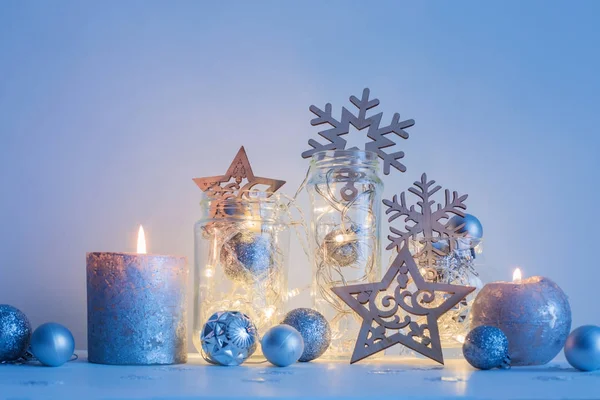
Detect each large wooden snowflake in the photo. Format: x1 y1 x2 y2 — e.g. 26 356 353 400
302 88 415 175
384 173 468 267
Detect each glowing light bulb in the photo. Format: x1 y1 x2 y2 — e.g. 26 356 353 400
456 334 465 344
264 305 276 319
513 268 522 283
335 234 345 243
137 225 147 254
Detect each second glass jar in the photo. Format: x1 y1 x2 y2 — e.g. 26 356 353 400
307 150 383 359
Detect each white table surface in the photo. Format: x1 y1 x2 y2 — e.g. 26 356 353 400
1 352 598 400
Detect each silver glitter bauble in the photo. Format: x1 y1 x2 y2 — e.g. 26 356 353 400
220 232 275 283
564 325 600 371
282 308 331 362
261 324 304 367
323 228 359 267
200 311 258 366
0 304 32 362
463 325 511 370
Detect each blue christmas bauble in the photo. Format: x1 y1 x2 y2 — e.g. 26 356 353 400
282 308 331 362
0 304 32 362
220 232 275 283
463 325 510 370
564 325 600 371
30 323 75 367
432 239 449 252
201 311 258 366
261 325 304 367
448 214 483 241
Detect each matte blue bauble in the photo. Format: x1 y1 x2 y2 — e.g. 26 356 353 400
564 325 600 371
0 305 32 362
448 214 483 240
462 325 511 370
261 325 304 367
30 323 75 367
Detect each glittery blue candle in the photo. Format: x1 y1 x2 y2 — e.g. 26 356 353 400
470 273 571 366
87 250 188 365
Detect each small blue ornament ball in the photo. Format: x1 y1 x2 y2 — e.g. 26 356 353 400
282 308 331 362
0 305 32 362
448 214 483 241
30 323 75 367
564 325 600 371
261 325 304 367
463 325 511 370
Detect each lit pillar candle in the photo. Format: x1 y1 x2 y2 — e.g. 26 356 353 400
87 226 188 365
470 268 571 366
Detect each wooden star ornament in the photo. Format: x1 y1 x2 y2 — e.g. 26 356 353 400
331 245 475 364
193 146 286 217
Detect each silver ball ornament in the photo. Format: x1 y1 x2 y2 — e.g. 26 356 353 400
323 228 359 267
0 304 31 362
448 214 483 241
220 232 275 283
463 325 511 370
200 311 258 366
261 325 304 367
564 325 600 371
282 308 331 362
30 323 75 367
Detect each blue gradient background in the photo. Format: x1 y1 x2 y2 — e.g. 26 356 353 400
1 1 598 351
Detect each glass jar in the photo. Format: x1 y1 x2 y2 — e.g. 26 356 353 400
307 150 383 359
192 192 290 355
396 237 484 356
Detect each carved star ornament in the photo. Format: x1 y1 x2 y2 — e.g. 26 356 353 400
332 244 475 365
193 146 286 217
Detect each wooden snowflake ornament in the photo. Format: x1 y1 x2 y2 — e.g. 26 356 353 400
331 245 475 364
302 88 415 175
384 173 468 268
193 146 286 217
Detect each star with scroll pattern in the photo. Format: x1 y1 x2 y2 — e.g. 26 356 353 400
193 146 285 200
332 245 475 364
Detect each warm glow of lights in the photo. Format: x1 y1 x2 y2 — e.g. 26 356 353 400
137 225 147 254
335 234 345 243
456 334 465 344
513 268 522 283
264 305 276 319
287 288 300 299
204 266 214 278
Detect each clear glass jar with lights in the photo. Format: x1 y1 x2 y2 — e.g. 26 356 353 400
306 150 383 359
192 191 291 356
402 236 485 354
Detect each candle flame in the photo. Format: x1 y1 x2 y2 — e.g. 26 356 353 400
137 225 147 254
513 267 522 283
